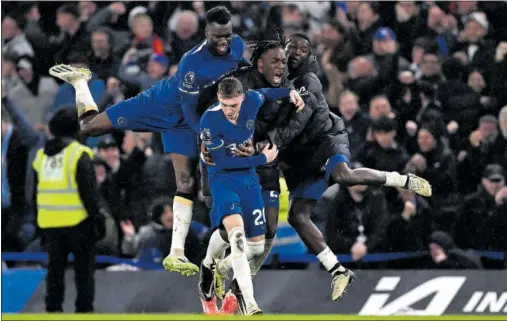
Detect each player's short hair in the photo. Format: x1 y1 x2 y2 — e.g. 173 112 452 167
250 25 285 67
206 6 231 25
290 33 312 46
218 77 244 99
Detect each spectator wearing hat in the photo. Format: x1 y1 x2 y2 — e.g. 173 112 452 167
6 55 58 127
118 53 168 91
453 164 507 252
355 2 382 55
406 122 458 231
1 12 34 58
88 27 121 82
52 4 91 65
32 108 106 312
386 186 433 252
365 27 410 73
428 231 482 269
325 162 390 262
458 115 507 194
453 12 495 72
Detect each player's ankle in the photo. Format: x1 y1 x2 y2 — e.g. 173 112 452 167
384 172 408 188
170 248 185 257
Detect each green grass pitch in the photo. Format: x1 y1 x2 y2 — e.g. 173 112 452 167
2 314 506 321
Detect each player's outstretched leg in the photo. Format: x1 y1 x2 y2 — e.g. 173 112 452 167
215 238 265 315
331 162 432 197
49 64 114 136
288 198 356 301
163 155 200 276
198 229 230 314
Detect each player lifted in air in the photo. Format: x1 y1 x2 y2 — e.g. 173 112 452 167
49 6 247 276
197 77 304 315
201 31 432 313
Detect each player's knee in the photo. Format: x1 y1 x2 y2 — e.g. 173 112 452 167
247 239 265 257
228 227 246 253
177 175 196 194
287 211 309 229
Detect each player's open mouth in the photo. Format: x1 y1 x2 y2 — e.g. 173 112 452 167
217 44 228 54
289 57 300 67
273 75 282 85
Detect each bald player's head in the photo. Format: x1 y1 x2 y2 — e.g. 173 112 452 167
348 57 375 79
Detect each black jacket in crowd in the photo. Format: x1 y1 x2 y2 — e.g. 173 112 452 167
452 187 507 252
325 187 390 253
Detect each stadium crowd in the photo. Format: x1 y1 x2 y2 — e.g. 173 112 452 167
2 1 507 270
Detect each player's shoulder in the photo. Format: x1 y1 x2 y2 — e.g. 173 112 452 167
180 40 207 66
245 89 263 101
201 103 222 125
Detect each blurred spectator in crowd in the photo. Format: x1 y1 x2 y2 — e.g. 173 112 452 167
337 90 370 160
491 42 507 107
280 3 307 36
120 197 203 265
453 12 495 72
51 53 105 123
120 13 165 73
88 27 120 82
415 3 458 57
458 115 506 194
325 162 390 262
360 116 409 172
418 47 446 93
7 55 58 127
355 2 382 55
365 27 410 72
453 164 507 252
2 12 34 57
1 115 29 252
386 188 433 252
168 10 202 65
406 123 459 231
52 4 91 65
119 53 168 91
2 53 22 94
428 231 482 269
87 1 128 33
78 0 97 23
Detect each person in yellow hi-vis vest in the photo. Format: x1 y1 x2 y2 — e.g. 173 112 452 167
33 108 105 313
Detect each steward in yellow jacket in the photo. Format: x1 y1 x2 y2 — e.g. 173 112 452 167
33 108 105 313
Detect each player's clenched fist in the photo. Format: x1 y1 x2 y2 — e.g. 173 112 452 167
289 90 305 112
261 144 278 163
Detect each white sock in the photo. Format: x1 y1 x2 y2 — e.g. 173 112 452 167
218 239 265 277
203 230 230 268
218 242 253 275
384 172 408 188
170 196 193 257
74 79 98 114
229 228 256 308
250 238 272 276
317 247 345 272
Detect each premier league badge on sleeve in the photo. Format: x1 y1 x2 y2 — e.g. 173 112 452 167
247 119 254 130
202 128 212 143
